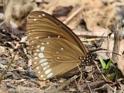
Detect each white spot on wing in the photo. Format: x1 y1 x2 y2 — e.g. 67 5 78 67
47 73 53 78
33 19 37 21
34 57 38 60
43 65 50 70
38 71 40 74
39 59 47 63
34 53 37 56
36 67 39 70
43 78 46 80
40 47 45 52
38 15 41 17
60 48 64 51
45 69 52 74
36 49 40 52
40 75 43 78
35 36 39 39
37 45 40 48
42 14 45 16
34 62 37 64
41 42 45 45
46 42 49 44
57 57 60 59
58 35 60 38
38 53 44 58
48 36 51 38
41 62 48 66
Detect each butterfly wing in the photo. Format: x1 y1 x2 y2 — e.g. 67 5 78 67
26 11 88 80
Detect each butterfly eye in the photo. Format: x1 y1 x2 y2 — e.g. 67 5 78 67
26 11 96 80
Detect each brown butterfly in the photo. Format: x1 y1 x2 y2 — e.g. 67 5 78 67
26 11 96 80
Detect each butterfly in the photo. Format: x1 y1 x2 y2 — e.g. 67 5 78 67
26 11 96 80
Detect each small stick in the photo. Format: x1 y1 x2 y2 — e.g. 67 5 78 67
78 34 107 38
93 60 108 82
106 35 110 57
77 64 83 82
94 84 114 92
112 23 122 63
85 80 93 93
56 75 79 91
64 6 83 24
83 80 105 89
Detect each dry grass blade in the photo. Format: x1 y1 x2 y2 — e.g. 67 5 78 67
56 75 79 91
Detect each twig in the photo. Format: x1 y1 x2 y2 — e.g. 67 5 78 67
63 6 83 24
83 80 105 89
76 80 105 92
77 64 83 82
113 87 117 93
78 34 107 38
56 75 79 91
96 51 121 56
112 23 122 63
94 84 114 91
106 35 110 57
46 75 79 93
85 80 93 93
93 60 108 82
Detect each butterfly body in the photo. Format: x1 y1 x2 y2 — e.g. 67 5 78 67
26 11 94 80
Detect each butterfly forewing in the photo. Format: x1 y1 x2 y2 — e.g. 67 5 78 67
26 11 88 80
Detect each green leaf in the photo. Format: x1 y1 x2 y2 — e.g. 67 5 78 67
105 59 112 69
99 57 106 69
98 57 112 70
